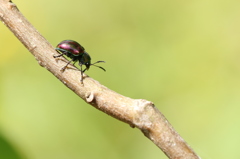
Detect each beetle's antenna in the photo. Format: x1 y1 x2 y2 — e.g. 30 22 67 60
92 61 105 64
91 61 106 71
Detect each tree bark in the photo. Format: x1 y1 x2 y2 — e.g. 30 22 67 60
0 0 201 158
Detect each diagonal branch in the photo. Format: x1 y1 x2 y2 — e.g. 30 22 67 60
0 0 201 159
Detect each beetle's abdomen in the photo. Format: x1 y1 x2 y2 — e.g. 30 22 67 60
56 40 85 56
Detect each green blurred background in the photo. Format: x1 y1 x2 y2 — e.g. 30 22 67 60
1 0 240 158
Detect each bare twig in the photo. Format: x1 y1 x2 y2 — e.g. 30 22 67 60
0 0 201 159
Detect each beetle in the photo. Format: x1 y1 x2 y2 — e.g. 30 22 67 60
53 40 106 83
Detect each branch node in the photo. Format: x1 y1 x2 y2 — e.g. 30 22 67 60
133 99 155 129
8 1 18 10
37 59 45 68
86 91 95 103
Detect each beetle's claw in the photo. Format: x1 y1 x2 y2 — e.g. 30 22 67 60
60 67 66 72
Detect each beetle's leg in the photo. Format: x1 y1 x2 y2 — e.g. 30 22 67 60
61 59 74 72
54 49 69 58
82 68 87 73
53 53 64 58
79 63 84 83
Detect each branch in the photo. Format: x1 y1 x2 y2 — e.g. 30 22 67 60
0 1 201 159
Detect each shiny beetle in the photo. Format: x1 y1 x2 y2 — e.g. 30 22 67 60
54 40 105 83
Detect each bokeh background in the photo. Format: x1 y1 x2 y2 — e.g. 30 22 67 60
1 0 240 158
